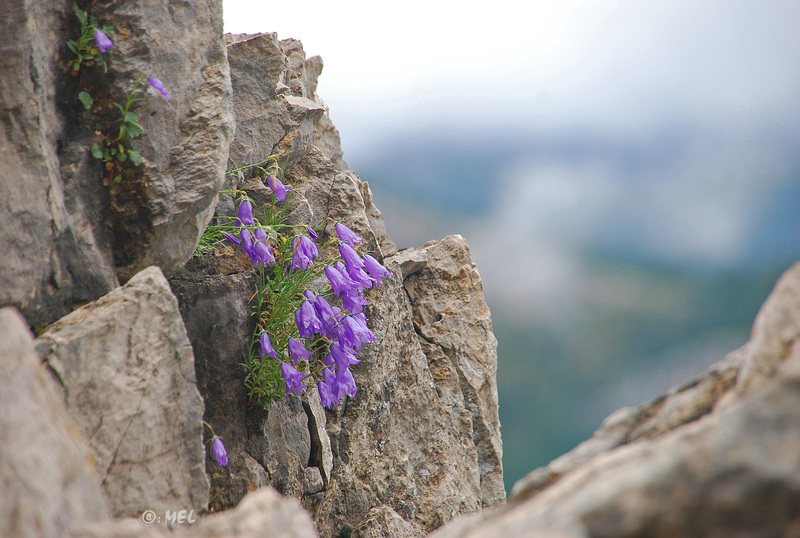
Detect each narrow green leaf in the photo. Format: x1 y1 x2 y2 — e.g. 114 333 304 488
66 40 78 54
75 10 86 26
77 91 92 110
113 102 126 113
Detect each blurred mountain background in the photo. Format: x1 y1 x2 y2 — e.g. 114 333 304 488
224 0 800 493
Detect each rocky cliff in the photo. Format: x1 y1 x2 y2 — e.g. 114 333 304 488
0 2 502 537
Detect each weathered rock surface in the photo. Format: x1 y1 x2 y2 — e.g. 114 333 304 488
35 266 209 519
74 486 317 538
0 0 233 325
0 0 119 328
431 261 800 537
0 307 110 537
93 0 234 281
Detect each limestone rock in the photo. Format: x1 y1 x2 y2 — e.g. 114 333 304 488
401 235 505 508
0 307 110 537
432 261 800 537
92 0 234 281
226 33 325 173
0 0 119 328
35 267 208 519
74 486 317 538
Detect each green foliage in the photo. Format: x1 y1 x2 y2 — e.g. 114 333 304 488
66 10 113 74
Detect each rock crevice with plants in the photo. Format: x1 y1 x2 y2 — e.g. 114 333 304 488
1 3 502 537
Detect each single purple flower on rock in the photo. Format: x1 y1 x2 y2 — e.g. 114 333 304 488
363 254 391 284
288 338 311 364
345 264 374 289
339 243 365 272
94 29 113 53
147 76 171 101
237 200 255 226
307 227 318 240
222 232 240 245
266 175 290 201
281 361 307 394
335 223 363 247
211 437 228 466
260 331 277 359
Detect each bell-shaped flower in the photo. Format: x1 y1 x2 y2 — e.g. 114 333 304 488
307 227 318 239
288 338 311 364
339 243 364 272
253 241 274 265
318 377 338 408
363 254 391 284
147 76 171 101
237 200 255 226
211 437 228 466
295 301 322 338
330 340 360 370
280 361 307 394
94 29 113 53
260 331 277 359
291 235 318 271
335 223 363 247
334 366 357 398
222 232 240 245
266 175 290 201
254 228 268 242
344 263 374 290
342 290 369 314
325 264 356 297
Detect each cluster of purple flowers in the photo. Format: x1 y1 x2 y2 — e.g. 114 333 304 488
227 194 391 408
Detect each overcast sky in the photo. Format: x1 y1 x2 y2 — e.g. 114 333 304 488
223 0 800 310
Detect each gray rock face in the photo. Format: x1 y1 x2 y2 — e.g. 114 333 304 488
0 0 119 328
35 267 209 519
226 33 325 173
432 262 800 538
92 0 234 281
75 486 317 538
0 0 233 325
0 307 109 537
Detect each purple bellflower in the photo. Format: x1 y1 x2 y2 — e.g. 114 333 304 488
334 366 357 398
94 29 113 53
342 290 369 314
147 76 171 101
291 235 319 271
253 241 274 265
335 222 363 247
363 254 391 284
339 243 365 272
307 227 318 240
237 200 255 226
260 331 277 359
212 437 228 466
325 264 356 297
295 301 322 338
288 338 311 364
223 232 240 245
281 362 307 394
266 175 290 201
318 376 338 408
